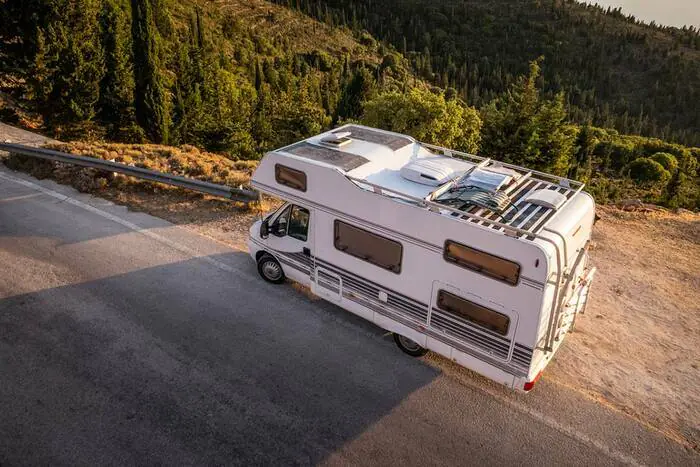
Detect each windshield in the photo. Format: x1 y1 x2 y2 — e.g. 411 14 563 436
265 202 290 222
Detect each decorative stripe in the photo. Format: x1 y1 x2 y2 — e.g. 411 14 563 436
346 292 528 377
251 240 534 374
314 257 429 313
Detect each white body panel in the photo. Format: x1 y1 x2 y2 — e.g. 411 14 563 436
247 125 596 391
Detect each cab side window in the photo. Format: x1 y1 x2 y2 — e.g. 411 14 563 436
271 205 292 237
288 206 310 241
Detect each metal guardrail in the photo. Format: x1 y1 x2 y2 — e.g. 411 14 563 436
0 143 259 203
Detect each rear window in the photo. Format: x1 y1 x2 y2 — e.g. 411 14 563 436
436 290 510 336
444 240 520 285
275 164 307 192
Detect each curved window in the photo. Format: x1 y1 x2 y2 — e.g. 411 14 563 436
444 240 520 285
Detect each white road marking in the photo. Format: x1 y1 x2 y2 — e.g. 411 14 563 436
0 193 44 203
0 169 649 466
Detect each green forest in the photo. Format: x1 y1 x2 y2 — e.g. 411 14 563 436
0 0 698 208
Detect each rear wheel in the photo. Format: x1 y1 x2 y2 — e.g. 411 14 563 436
257 254 285 284
393 333 429 357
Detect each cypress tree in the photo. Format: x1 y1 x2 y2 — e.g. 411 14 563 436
131 0 169 143
335 67 375 123
99 0 134 127
38 0 104 126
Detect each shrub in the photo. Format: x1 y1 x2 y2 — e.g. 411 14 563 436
650 152 678 171
626 158 671 184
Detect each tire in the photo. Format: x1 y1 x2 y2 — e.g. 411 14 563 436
393 333 429 357
257 254 285 284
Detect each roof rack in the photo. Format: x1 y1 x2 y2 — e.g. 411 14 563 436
348 141 585 237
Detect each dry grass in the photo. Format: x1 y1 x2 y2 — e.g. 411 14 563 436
3 141 262 217
45 141 256 188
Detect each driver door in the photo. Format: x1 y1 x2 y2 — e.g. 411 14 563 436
267 204 313 285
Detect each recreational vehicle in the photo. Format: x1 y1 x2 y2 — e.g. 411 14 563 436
247 124 596 391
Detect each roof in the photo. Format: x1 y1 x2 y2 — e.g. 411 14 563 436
274 124 586 237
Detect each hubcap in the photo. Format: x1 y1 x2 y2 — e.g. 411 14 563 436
398 335 422 352
262 260 282 280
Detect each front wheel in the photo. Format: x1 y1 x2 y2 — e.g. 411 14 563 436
257 254 285 284
393 333 429 357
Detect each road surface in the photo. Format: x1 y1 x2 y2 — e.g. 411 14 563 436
0 165 697 466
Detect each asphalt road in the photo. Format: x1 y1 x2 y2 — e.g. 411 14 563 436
0 165 697 466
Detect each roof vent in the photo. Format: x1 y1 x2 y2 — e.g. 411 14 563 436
321 131 352 148
525 189 567 210
400 159 460 186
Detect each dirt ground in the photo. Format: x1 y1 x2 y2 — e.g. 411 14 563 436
1 150 698 450
548 206 700 450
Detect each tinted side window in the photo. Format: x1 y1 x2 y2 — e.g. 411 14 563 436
436 290 510 336
334 220 402 274
444 240 520 285
275 164 307 192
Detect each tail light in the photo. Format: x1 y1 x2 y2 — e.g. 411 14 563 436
523 371 543 392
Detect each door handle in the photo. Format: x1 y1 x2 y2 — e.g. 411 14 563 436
303 247 311 257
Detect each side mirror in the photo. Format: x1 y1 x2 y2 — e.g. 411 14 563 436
260 220 269 239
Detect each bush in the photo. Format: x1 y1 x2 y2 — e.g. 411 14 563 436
650 152 678 171
594 140 637 171
361 88 482 153
626 158 671 184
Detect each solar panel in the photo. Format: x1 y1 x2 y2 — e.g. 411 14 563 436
344 125 413 151
285 142 369 171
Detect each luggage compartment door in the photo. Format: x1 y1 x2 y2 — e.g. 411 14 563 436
312 267 343 303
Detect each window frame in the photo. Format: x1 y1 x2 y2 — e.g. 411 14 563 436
270 204 292 237
436 289 511 336
275 164 307 192
443 240 521 286
333 220 403 274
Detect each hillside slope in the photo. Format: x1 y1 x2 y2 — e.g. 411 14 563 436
280 0 700 146
0 0 418 152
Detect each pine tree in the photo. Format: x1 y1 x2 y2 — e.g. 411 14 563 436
535 92 576 175
480 60 541 166
480 59 574 174
131 0 169 143
569 125 596 182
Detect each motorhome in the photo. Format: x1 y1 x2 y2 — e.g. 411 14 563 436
247 124 596 391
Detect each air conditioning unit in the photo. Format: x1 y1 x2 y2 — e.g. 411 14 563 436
400 159 461 186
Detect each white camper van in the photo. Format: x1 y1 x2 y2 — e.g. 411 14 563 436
247 124 596 391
